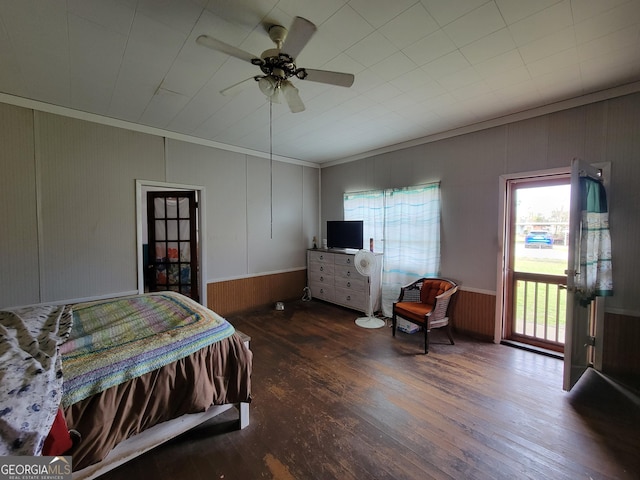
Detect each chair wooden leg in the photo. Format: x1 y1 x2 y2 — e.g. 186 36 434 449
392 314 396 337
424 328 429 354
446 324 455 345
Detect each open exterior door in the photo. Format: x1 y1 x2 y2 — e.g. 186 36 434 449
563 158 612 391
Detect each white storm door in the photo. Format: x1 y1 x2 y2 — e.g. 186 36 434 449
563 159 607 391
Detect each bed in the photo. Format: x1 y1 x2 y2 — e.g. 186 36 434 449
0 291 252 479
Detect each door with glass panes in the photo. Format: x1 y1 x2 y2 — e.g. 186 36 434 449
146 191 199 301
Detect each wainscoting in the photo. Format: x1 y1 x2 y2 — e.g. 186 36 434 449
450 289 496 341
207 270 307 317
602 311 640 393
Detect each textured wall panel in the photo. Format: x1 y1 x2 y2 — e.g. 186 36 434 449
166 139 249 280
246 157 306 274
0 103 39 307
36 112 164 301
303 165 320 250
604 94 640 314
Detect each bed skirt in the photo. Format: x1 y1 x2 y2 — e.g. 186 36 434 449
64 332 252 471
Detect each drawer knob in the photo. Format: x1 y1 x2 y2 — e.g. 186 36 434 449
347 282 351 287
347 295 351 301
320 266 324 271
347 271 351 277
319 255 324 260
320 276 324 282
346 258 351 264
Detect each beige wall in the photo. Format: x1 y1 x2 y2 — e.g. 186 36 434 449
165 139 318 280
0 104 318 308
37 113 165 302
321 92 640 317
0 104 39 307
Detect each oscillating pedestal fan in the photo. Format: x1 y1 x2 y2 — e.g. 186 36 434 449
354 249 385 329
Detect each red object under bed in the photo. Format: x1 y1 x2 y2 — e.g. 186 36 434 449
42 409 72 456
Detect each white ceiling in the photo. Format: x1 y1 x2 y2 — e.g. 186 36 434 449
1 0 640 164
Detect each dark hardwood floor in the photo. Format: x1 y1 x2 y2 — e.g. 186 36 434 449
100 299 640 480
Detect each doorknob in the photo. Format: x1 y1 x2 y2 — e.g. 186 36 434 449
559 284 576 293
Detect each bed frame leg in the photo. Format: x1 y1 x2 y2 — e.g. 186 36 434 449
238 402 249 429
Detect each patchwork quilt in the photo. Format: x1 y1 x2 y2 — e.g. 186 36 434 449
60 291 235 407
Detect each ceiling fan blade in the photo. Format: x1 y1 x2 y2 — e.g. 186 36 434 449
220 77 256 96
281 17 316 59
196 35 257 63
303 69 355 88
281 81 305 113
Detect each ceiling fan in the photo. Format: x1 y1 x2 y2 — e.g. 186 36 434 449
196 16 355 113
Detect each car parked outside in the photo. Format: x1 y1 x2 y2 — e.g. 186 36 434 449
524 230 553 248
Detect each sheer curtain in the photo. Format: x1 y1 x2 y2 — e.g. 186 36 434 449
344 183 441 317
343 190 384 251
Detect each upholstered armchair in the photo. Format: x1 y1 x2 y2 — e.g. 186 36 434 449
392 278 459 354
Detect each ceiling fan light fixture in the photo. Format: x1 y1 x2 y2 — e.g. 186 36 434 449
258 76 279 97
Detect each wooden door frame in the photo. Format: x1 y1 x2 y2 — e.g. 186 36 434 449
495 167 569 344
135 180 207 306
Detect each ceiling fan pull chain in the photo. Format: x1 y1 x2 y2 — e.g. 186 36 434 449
270 98 273 239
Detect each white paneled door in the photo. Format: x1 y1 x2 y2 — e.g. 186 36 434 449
563 159 610 391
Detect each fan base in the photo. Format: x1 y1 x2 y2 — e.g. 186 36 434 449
355 316 385 329
268 25 287 47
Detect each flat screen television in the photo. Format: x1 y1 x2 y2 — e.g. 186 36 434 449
326 220 363 250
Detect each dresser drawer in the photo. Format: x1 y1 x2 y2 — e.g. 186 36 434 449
308 251 334 264
309 282 335 302
312 263 334 275
334 288 365 310
334 254 356 266
308 270 334 285
334 264 362 280
334 276 365 291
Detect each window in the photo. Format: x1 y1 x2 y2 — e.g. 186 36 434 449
344 183 441 316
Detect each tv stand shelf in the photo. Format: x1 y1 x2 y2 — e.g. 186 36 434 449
307 249 382 314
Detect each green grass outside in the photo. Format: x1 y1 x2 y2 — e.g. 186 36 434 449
514 258 566 275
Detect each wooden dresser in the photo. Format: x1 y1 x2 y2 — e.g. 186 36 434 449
307 249 382 314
